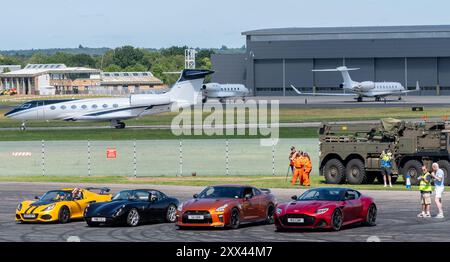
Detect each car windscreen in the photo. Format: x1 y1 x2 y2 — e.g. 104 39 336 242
40 191 73 202
112 190 149 201
198 186 244 199
297 189 344 201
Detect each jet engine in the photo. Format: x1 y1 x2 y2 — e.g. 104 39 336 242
355 81 375 91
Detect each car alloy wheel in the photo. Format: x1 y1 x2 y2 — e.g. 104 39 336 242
266 205 275 224
166 204 177 223
331 209 343 231
127 208 140 226
58 206 70 223
366 204 377 226
229 208 240 229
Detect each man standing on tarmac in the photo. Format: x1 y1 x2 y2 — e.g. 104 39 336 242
431 162 445 218
291 151 303 185
380 149 393 187
289 146 296 175
301 152 312 187
417 165 433 218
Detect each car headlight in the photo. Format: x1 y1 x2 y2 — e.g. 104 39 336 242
17 203 22 211
276 208 283 215
177 203 183 211
316 208 329 215
42 204 55 212
215 204 228 212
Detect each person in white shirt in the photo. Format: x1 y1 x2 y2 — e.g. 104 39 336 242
431 163 445 218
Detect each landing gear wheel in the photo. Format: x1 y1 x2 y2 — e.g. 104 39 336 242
126 208 140 227
228 208 240 229
202 97 207 103
166 204 177 223
20 123 26 131
323 159 345 184
401 159 422 185
345 159 367 184
58 206 70 224
398 97 402 101
365 204 377 226
331 208 343 231
437 160 450 186
357 97 363 102
115 122 126 129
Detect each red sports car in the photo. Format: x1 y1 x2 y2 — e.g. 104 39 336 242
274 187 377 231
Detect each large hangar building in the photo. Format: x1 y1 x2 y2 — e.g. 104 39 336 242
211 25 450 96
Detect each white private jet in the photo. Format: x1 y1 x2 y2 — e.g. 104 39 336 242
291 66 420 102
5 69 214 130
201 83 249 103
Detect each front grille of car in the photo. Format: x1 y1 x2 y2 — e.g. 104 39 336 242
281 214 315 226
182 211 213 224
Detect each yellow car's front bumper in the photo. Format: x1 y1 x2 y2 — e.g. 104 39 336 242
15 210 58 222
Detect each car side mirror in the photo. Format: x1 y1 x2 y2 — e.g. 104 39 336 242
291 195 297 200
193 194 198 199
34 196 39 200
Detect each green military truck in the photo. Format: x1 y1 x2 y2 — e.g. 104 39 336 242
319 118 450 185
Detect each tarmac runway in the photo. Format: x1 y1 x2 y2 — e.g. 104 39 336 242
1 182 449 242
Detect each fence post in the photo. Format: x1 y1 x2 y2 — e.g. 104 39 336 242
41 140 45 176
225 139 229 175
87 140 91 176
272 138 275 176
179 140 183 177
133 140 137 178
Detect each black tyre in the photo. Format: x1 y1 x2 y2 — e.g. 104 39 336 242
228 208 240 229
265 205 275 224
437 160 450 186
165 204 177 223
58 206 70 224
323 159 345 184
401 160 422 185
331 208 343 231
345 159 367 185
126 208 140 227
365 204 377 226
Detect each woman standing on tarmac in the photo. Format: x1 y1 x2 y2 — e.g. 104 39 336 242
380 149 393 187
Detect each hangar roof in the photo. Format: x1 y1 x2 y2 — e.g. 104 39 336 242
242 25 450 41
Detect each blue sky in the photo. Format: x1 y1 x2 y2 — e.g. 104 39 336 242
2 0 450 50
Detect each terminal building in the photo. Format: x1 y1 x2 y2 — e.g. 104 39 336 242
0 64 164 95
211 25 450 96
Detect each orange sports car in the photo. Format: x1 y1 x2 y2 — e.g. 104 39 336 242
176 184 277 229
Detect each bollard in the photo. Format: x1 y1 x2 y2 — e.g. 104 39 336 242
41 140 45 176
179 140 183 177
225 139 229 175
272 138 275 176
133 140 137 178
87 140 91 176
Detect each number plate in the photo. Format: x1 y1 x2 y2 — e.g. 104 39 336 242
287 217 304 223
188 215 205 220
91 217 106 222
23 213 36 219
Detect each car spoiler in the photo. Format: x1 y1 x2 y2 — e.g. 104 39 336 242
260 188 271 194
86 187 111 195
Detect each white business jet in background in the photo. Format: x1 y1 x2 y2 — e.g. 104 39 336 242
201 83 249 103
5 69 214 130
291 66 420 102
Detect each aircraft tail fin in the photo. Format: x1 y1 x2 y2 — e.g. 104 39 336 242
167 69 214 106
312 66 358 89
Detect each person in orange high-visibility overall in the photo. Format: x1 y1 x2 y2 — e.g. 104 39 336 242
291 151 304 185
300 152 312 186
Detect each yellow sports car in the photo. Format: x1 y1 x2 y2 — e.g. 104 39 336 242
16 187 112 223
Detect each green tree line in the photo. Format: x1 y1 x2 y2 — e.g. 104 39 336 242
0 46 217 84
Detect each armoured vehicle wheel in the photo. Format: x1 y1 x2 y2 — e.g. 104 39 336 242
346 159 367 184
323 159 345 184
401 160 422 185
437 160 450 186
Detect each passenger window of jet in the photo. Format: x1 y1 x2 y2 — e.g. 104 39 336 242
103 104 108 108
61 105 66 110
50 106 56 110
71 105 77 109
113 104 119 108
92 104 98 109
81 105 87 109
